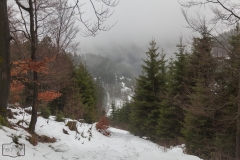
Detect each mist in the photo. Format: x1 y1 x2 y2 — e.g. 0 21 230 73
74 0 213 75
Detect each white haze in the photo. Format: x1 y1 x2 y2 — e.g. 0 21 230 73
73 0 214 75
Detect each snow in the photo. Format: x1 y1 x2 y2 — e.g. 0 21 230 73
120 82 131 93
120 76 125 80
0 107 202 160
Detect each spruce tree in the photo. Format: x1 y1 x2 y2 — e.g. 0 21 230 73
130 40 167 140
228 30 240 160
212 29 240 159
157 37 188 144
110 100 116 119
109 100 131 130
74 63 98 123
181 26 217 158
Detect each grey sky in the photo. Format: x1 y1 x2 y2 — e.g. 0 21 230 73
75 0 212 74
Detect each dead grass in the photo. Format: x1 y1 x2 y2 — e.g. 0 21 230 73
26 133 56 146
65 121 77 131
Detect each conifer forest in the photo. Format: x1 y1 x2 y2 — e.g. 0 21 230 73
1 0 240 160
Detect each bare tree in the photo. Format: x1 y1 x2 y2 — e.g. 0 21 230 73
74 0 119 36
49 0 80 54
0 0 10 119
9 0 118 134
180 0 240 26
11 0 56 133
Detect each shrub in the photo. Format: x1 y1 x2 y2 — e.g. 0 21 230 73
96 116 110 136
0 115 8 126
10 133 22 144
40 107 51 119
55 111 64 122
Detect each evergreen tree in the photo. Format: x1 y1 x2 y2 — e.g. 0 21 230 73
94 77 106 118
109 99 131 130
74 63 98 123
228 30 240 160
129 40 167 140
49 62 99 123
181 26 217 159
110 100 116 119
157 37 188 144
212 29 240 159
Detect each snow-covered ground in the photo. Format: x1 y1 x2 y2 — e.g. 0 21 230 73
0 107 202 160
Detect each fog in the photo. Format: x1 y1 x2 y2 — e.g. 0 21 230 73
75 0 213 74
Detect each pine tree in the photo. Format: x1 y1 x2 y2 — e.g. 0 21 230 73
130 40 167 140
110 100 116 119
74 63 98 123
212 29 240 159
228 30 240 160
181 26 218 158
157 37 188 144
109 99 131 130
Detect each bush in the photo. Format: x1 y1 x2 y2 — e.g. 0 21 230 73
40 107 51 119
10 133 22 144
96 116 110 136
55 111 64 122
0 115 8 126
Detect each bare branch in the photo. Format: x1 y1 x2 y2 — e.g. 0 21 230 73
180 0 240 26
15 0 30 12
74 0 119 36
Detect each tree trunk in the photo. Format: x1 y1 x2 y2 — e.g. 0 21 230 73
237 70 240 160
28 0 38 134
29 71 38 134
0 0 10 118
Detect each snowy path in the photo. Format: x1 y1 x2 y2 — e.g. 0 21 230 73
0 108 201 160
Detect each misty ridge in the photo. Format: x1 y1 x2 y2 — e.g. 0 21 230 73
73 52 135 85
77 44 146 80
78 41 180 80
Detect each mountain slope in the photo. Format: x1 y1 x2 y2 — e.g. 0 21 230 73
0 107 202 160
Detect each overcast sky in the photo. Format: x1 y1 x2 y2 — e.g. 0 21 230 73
75 0 212 61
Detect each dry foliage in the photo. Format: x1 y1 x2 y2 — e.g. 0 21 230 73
11 56 55 77
96 117 110 137
10 80 25 103
10 56 58 103
27 133 56 146
37 135 56 143
38 91 61 102
26 134 38 146
65 121 78 131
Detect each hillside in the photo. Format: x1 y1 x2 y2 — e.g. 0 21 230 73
0 106 202 160
73 53 135 110
74 53 136 83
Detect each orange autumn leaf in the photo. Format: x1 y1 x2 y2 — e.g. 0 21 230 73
96 116 110 137
10 80 25 92
10 80 25 103
38 91 61 102
11 56 56 76
10 56 57 103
